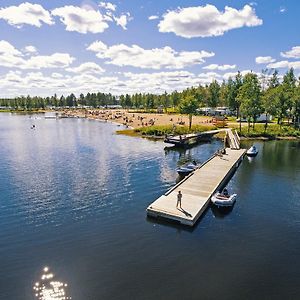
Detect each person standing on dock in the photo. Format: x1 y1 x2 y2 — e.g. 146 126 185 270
177 191 182 208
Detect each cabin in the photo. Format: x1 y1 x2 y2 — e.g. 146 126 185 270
237 114 273 122
197 107 233 116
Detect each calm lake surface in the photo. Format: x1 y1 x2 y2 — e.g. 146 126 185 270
1 113 300 300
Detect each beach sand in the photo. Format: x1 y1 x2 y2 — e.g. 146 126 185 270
63 109 215 129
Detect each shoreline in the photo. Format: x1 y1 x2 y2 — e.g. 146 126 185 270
3 109 299 141
116 129 300 141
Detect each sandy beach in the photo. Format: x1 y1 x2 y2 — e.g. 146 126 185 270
62 109 215 129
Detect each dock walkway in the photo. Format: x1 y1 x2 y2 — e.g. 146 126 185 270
147 147 246 226
164 130 221 147
164 128 241 149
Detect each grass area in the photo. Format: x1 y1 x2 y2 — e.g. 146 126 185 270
134 124 216 137
117 123 300 140
115 129 140 137
226 116 237 122
230 123 300 139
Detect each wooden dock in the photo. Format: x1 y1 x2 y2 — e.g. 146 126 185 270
164 130 221 147
147 147 246 226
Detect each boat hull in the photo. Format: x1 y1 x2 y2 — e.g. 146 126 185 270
211 193 237 207
176 163 197 175
246 151 258 157
246 146 258 157
176 167 194 175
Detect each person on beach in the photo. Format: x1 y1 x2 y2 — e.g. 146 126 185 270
177 191 182 208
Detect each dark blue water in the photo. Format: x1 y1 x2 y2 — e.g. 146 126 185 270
0 113 300 300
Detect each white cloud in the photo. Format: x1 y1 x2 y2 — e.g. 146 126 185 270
158 4 262 38
279 6 287 13
0 2 54 28
51 72 64 78
0 69 277 98
255 56 275 64
149 15 159 20
25 53 75 69
51 5 130 33
0 70 120 97
0 40 24 68
24 45 38 54
0 40 75 70
123 71 196 92
280 46 300 59
52 5 109 33
267 61 289 69
87 41 108 52
87 41 214 69
99 2 116 11
203 64 236 71
114 13 130 30
122 71 223 93
66 62 105 74
267 60 300 69
0 40 22 56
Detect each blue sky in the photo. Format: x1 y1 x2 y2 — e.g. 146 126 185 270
0 0 299 97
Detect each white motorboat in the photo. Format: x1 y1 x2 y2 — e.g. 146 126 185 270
211 191 237 207
176 162 198 176
246 145 258 157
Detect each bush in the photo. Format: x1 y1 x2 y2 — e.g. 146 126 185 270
233 124 300 138
135 124 216 136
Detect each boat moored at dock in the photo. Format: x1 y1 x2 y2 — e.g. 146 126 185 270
211 191 237 207
176 161 198 176
246 145 258 157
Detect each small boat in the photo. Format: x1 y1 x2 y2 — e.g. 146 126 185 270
176 161 198 176
246 145 258 157
211 190 237 207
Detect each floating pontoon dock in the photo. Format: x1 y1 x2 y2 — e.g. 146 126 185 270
147 129 246 226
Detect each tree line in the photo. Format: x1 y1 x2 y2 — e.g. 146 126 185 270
1 68 299 129
0 92 118 109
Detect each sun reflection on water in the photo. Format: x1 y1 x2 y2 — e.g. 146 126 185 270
33 267 71 300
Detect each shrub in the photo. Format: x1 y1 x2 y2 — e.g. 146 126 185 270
135 124 216 136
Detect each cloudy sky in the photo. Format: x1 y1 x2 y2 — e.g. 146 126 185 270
0 0 299 97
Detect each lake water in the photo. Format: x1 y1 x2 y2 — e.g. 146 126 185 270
0 113 300 300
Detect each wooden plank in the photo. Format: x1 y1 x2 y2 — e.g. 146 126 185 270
147 148 246 226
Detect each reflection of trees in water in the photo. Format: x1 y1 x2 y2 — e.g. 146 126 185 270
261 141 300 174
235 141 300 196
164 146 197 166
33 267 71 300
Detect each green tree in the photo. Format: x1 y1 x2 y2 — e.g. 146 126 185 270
293 83 300 128
179 95 199 130
282 68 296 124
269 70 280 88
125 94 132 108
161 91 170 112
170 90 180 108
59 95 66 107
237 73 262 132
234 71 243 118
119 95 125 107
207 80 220 108
263 86 279 132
